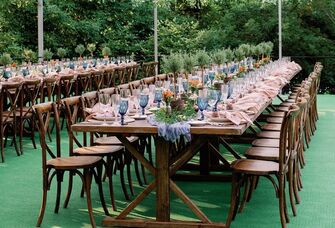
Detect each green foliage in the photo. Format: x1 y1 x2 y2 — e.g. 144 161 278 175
101 46 111 57
0 0 334 92
0 53 12 66
211 49 226 66
153 99 196 124
224 48 234 62
196 50 210 68
183 53 196 74
75 44 85 57
22 49 37 63
234 46 245 61
87 43 96 56
57 48 67 59
43 49 53 61
162 53 183 74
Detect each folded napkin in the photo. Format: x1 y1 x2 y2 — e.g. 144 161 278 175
147 116 191 142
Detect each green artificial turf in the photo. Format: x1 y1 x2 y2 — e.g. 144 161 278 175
0 95 334 228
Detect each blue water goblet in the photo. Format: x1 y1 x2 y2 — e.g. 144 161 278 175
182 80 189 93
154 90 162 108
119 99 128 125
197 97 208 121
139 94 149 116
209 71 215 85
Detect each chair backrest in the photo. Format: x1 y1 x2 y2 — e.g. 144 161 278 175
279 104 300 174
142 76 156 85
141 61 158 78
76 72 91 95
41 77 57 103
63 96 84 151
126 64 139 82
55 74 75 106
0 82 22 124
104 68 115 88
295 97 308 151
21 79 42 117
100 87 116 96
114 66 127 86
91 70 105 91
34 102 61 171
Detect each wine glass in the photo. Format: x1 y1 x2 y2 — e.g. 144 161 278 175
197 90 208 121
99 93 111 125
111 94 120 125
139 94 149 116
208 89 220 112
154 89 162 108
221 84 229 104
119 98 128 125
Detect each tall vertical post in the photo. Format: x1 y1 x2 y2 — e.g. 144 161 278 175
154 1 158 75
38 0 44 61
278 0 282 59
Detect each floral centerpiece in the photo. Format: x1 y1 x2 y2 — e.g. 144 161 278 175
236 65 247 78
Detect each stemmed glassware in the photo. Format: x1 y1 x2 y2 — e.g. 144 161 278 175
111 94 120 125
99 93 111 125
197 90 208 121
139 94 149 116
154 89 162 108
207 89 220 112
119 89 130 125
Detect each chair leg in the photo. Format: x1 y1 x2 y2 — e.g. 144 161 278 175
126 162 135 196
107 157 117 211
238 175 251 213
63 172 73 208
288 161 297 216
133 157 143 187
278 177 287 228
119 157 130 200
31 118 37 149
54 177 62 213
141 163 148 185
83 168 96 228
226 173 241 227
1 130 4 163
36 187 48 227
95 162 110 216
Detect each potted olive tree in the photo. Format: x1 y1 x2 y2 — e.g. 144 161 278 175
57 48 67 61
183 53 196 80
75 44 85 60
87 43 96 58
196 50 211 85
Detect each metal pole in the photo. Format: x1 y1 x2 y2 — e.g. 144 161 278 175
38 0 44 61
154 1 158 74
278 0 282 59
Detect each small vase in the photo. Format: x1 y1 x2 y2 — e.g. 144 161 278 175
166 104 172 115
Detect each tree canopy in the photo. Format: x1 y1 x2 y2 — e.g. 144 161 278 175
0 0 334 92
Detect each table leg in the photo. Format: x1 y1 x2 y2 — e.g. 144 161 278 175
155 137 170 221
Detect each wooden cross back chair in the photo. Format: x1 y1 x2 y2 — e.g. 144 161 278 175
75 72 91 96
33 102 109 228
227 105 300 228
40 77 57 103
18 78 41 153
0 82 22 162
141 61 158 78
103 68 115 88
80 90 141 200
125 64 139 82
63 96 124 211
113 66 127 86
91 70 105 91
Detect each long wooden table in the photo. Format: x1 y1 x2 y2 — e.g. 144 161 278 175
71 69 300 227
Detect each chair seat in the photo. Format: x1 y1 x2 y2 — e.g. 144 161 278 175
268 111 285 117
252 138 280 148
231 159 279 175
262 123 281 131
47 156 102 169
276 106 289 112
266 117 283 124
280 101 293 107
74 145 124 156
257 131 281 139
95 136 139 145
245 147 280 161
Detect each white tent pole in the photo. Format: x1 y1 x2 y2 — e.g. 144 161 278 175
154 1 158 74
38 0 44 62
278 0 282 59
